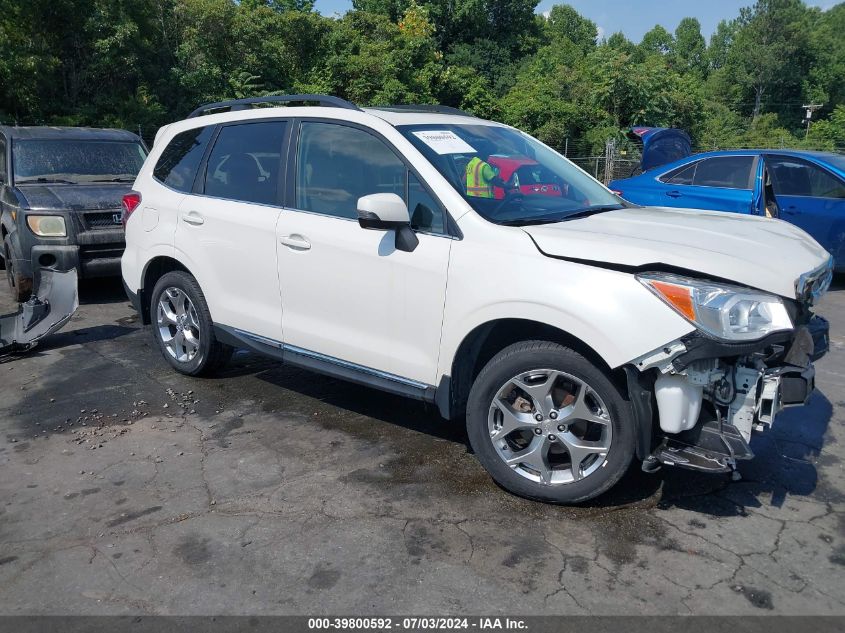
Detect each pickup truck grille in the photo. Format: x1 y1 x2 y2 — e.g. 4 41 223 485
83 210 123 230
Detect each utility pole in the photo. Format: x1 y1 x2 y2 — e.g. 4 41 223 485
803 104 823 138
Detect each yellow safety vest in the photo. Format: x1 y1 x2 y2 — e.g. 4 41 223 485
466 157 495 198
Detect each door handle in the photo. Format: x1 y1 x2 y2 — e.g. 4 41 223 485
181 212 205 226
279 234 311 251
666 190 682 198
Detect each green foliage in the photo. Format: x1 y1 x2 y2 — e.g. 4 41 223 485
673 18 707 75
0 0 843 155
543 4 598 53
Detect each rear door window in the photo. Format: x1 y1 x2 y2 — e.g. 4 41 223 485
153 126 215 192
203 121 287 205
691 156 754 189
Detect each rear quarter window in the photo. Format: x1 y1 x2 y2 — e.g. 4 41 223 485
153 126 215 192
659 162 697 185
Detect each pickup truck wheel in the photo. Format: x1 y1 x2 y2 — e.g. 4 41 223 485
150 271 233 376
4 236 32 303
466 341 634 504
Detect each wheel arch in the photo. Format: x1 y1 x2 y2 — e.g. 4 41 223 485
139 256 191 325
438 318 626 421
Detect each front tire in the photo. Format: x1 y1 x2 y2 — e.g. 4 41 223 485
150 271 232 376
466 341 635 504
4 235 32 302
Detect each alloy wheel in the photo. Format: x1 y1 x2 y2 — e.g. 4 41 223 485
487 369 613 485
156 287 201 363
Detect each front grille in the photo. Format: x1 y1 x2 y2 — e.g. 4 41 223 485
83 210 123 230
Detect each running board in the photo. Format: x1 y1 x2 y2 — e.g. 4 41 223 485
643 419 754 474
0 268 79 357
214 324 436 403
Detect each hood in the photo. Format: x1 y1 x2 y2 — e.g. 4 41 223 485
629 127 691 172
14 183 131 212
523 206 831 299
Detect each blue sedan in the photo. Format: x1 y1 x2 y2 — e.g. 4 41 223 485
610 147 845 271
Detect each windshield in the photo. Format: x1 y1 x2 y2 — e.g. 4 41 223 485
398 123 624 225
13 139 147 184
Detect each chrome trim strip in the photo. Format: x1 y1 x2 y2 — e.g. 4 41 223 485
283 343 429 389
234 328 283 349
231 328 429 390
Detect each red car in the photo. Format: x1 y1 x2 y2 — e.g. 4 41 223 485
487 155 564 200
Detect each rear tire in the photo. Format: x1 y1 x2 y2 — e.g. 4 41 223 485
150 271 232 376
466 340 635 504
4 235 32 303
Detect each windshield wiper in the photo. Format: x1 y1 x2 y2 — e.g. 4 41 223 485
88 177 135 183
498 218 561 226
16 177 77 185
560 204 624 220
497 205 624 227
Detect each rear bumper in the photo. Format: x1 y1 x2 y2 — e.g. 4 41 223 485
123 279 143 315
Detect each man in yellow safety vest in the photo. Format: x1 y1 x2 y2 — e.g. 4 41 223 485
465 152 505 198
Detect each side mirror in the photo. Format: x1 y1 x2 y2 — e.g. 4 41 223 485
356 193 418 253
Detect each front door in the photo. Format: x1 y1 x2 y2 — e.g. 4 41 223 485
276 120 451 385
765 154 845 265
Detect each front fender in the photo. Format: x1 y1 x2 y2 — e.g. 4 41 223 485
437 225 695 380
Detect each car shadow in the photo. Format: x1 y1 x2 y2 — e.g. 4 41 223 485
651 390 835 515
78 277 129 305
231 349 829 512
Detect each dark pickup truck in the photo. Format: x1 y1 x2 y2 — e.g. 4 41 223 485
0 126 147 300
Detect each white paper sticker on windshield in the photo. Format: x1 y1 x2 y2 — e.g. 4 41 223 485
412 130 476 155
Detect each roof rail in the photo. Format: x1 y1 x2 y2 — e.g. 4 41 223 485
187 94 361 119
376 104 475 117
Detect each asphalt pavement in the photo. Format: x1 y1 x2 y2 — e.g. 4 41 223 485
0 275 843 615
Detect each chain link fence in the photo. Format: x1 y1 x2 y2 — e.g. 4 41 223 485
564 137 845 186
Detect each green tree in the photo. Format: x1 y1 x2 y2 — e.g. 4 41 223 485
543 4 598 53
725 0 814 120
639 25 674 56
674 17 706 75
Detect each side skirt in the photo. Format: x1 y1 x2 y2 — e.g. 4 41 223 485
214 324 437 404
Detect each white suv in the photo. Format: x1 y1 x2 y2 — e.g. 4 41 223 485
121 95 832 503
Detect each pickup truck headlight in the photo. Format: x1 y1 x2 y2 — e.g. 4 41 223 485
26 215 66 237
637 273 793 341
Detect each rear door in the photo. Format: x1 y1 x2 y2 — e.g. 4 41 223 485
765 154 845 263
174 119 288 341
655 155 756 213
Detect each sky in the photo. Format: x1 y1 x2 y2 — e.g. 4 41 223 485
311 0 839 43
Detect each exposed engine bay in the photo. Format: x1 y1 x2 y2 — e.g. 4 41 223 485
632 313 829 475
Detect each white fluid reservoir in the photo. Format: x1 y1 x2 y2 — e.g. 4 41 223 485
654 374 703 434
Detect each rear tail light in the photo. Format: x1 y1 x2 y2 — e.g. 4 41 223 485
121 191 142 226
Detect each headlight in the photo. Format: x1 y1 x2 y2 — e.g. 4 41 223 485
638 273 792 341
26 215 66 237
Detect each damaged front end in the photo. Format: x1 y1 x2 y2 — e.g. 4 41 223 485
629 263 832 475
0 268 79 357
